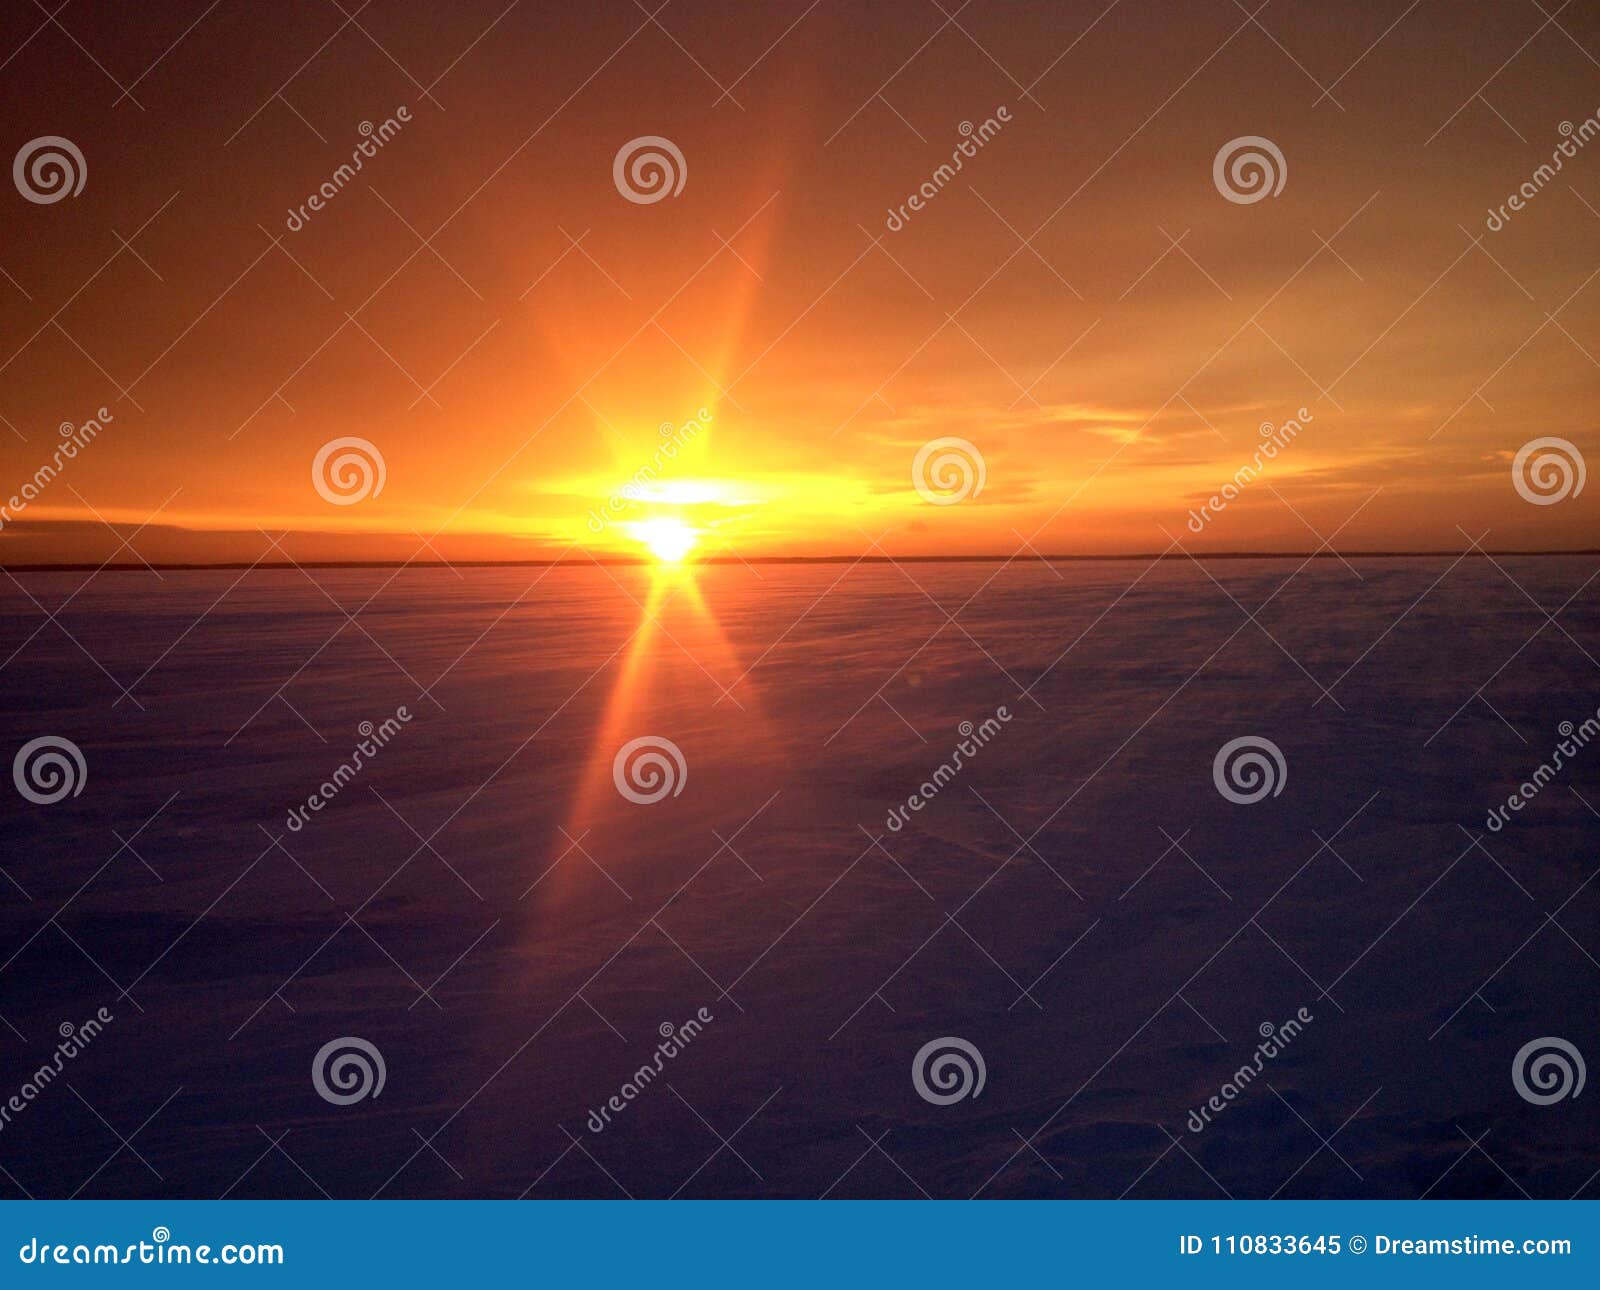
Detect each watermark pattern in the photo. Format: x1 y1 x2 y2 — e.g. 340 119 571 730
587 1008 714 1132
612 735 687 804
312 1036 386 1105
1187 1008 1313 1132
1485 711 1599 832
283 707 412 833
6 0 1600 1211
884 108 1011 232
912 436 986 505
1486 110 1600 231
1511 436 1585 506
285 108 411 231
13 135 85 204
0 1008 114 1135
0 408 114 533
1512 1036 1585 1105
312 436 387 505
586 409 711 535
1212 135 1286 204
13 736 87 805
911 1036 986 1105
1185 408 1312 532
1212 736 1287 804
885 705 1011 832
613 135 686 204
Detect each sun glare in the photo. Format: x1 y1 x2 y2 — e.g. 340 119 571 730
631 517 699 564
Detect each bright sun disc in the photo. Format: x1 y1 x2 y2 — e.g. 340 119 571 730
632 517 698 564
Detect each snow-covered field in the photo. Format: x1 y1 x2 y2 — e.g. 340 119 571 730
2 556 1596 1197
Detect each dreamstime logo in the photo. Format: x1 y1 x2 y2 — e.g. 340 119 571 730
912 436 985 505
886 705 1012 832
612 735 687 804
1212 135 1286 204
312 1036 386 1105
0 1006 113 1135
0 407 114 534
13 736 87 804
1486 710 1600 832
1511 436 1585 506
16 1226 284 1267
884 108 1011 232
1512 1036 1585 1106
1185 408 1313 532
587 1007 714 1132
613 135 686 204
1486 111 1600 232
13 136 86 204
911 1036 986 1105
586 408 711 535
285 108 410 232
283 706 412 833
312 436 386 506
1188 1007 1313 1132
1212 736 1286 804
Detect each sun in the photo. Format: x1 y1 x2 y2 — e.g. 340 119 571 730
630 517 699 564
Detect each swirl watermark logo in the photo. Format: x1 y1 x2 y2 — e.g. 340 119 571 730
1512 1036 1585 1106
13 136 86 204
13 736 86 804
312 1036 386 1105
312 436 386 506
911 1036 986 1105
1511 436 1585 506
612 735 687 804
1212 135 1286 204
613 135 686 204
912 436 986 505
1212 735 1286 804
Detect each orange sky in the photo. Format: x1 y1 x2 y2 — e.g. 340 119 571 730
0 0 1596 565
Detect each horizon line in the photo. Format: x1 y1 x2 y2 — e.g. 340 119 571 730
4 548 1598 573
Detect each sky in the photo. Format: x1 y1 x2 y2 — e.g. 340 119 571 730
0 0 1596 564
